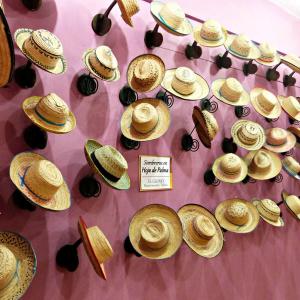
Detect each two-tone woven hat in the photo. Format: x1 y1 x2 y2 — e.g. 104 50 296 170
263 128 296 153
0 231 36 300
117 0 139 27
278 96 300 121
281 54 300 73
281 190 300 221
282 156 300 180
255 42 281 67
9 152 71 211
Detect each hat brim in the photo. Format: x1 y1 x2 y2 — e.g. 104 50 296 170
22 96 76 134
263 128 296 153
9 152 71 211
193 24 227 47
281 191 300 221
161 69 209 101
129 204 183 259
0 231 36 300
178 204 224 258
117 0 135 27
282 158 300 180
287 126 300 146
281 56 300 73
215 199 260 233
255 54 281 67
192 106 211 148
278 96 300 121
14 28 67 75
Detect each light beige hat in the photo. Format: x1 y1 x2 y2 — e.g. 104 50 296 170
215 198 260 233
281 54 300 73
9 152 71 211
244 149 282 180
129 204 183 259
83 45 120 81
278 96 300 121
282 190 300 220
150 1 193 36
161 67 209 101
250 88 281 119
127 54 165 93
22 93 76 134
212 77 250 106
120 98 170 141
193 19 227 47
287 126 300 146
178 204 224 258
117 0 139 27
255 42 281 66
14 28 66 74
264 128 296 153
282 156 300 180
0 231 36 300
231 120 266 151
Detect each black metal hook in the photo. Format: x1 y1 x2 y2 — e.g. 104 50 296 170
144 24 163 49
120 134 140 150
243 60 258 76
185 41 202 60
123 236 142 257
269 173 283 183
242 175 256 184
156 91 174 108
266 62 281 81
77 74 99 96
265 117 279 123
288 118 300 125
235 106 250 119
222 137 237 154
283 71 296 87
12 189 36 211
119 86 138 106
23 124 48 150
215 51 232 69
79 176 101 198
200 95 218 113
203 169 220 186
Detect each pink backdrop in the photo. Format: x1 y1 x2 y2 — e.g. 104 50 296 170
1 0 300 299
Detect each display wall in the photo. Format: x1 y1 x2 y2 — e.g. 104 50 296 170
1 0 300 299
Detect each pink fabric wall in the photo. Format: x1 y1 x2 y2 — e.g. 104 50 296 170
1 0 300 299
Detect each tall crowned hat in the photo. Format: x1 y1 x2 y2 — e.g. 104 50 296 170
255 42 281 66
278 96 300 121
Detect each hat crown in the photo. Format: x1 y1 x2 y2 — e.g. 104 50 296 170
225 202 249 226
230 34 252 56
267 128 287 146
284 156 300 173
220 154 242 175
200 19 222 41
220 77 243 102
202 110 219 141
159 2 185 29
259 42 276 59
133 60 158 86
286 96 300 114
193 215 216 240
252 150 271 172
95 46 118 69
261 199 280 214
257 90 277 112
0 245 18 291
238 123 259 145
172 67 196 95
175 67 196 84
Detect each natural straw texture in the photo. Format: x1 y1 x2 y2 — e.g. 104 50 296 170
255 42 281 66
282 156 300 180
117 0 139 27
278 96 300 121
263 128 296 153
281 54 300 73
282 191 300 221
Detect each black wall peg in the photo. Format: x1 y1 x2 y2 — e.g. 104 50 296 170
283 71 296 87
14 60 36 89
123 236 142 257
77 73 98 96
243 60 258 76
79 175 101 198
22 0 42 10
119 86 138 106
185 41 202 60
200 95 218 113
203 169 220 186
120 134 140 150
23 124 48 149
266 62 281 81
269 173 283 183
12 190 36 211
242 175 256 184
156 91 174 108
235 106 250 119
181 126 199 152
222 137 237 154
144 24 163 49
215 51 232 69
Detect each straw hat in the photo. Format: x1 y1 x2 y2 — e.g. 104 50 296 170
231 120 266 151
161 67 209 101
84 139 130 190
281 54 300 73
0 231 36 300
129 204 183 259
225 34 260 60
117 0 139 27
127 54 165 92
263 128 296 153
253 199 284 227
278 96 300 121
9 152 71 211
178 204 224 258
192 106 219 148
282 156 300 180
83 45 120 81
22 93 76 134
287 126 300 146
14 28 67 74
78 217 113 280
255 42 281 66
150 1 193 36
244 149 282 180
120 98 170 141
215 198 260 233
212 77 250 106
281 190 300 220
250 88 281 119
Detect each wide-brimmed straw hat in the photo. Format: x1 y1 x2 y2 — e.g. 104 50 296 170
255 42 281 66
244 149 282 180
127 54 165 92
250 88 281 119
161 67 209 101
212 77 250 106
178 204 224 258
129 204 183 259
83 45 120 82
117 0 139 26
281 190 300 221
0 231 36 300
9 152 71 211
150 1 193 36
287 126 300 147
22 93 76 134
14 28 67 74
231 120 266 151
120 98 170 141
78 217 113 280
281 54 300 73
278 96 300 121
282 156 300 180
263 128 296 153
215 198 260 233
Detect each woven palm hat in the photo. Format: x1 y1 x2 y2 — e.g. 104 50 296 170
129 204 183 259
127 54 165 93
255 42 281 67
78 217 113 280
14 28 67 74
215 198 260 233
0 231 36 300
150 1 193 36
161 67 209 101
212 77 250 106
22 93 76 134
250 88 281 119
282 156 300 180
281 54 300 73
278 96 300 121
263 128 296 153
117 0 139 27
178 204 224 258
281 190 300 220
287 126 300 147
9 152 71 211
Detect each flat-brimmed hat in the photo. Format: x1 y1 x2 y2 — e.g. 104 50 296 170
0 231 36 300
129 204 183 259
117 0 139 26
212 77 250 106
278 96 300 121
9 152 71 211
287 126 300 147
255 42 281 67
127 54 165 93
83 45 120 82
161 67 209 101
22 93 76 134
84 139 130 190
14 28 67 74
244 149 282 180
78 217 113 280
282 156 300 180
281 190 300 221
281 54 300 73
263 128 296 153
250 88 281 119
215 198 260 233
120 98 170 141
150 1 193 36
231 120 266 151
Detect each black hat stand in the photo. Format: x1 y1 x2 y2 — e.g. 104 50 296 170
144 24 163 49
185 41 202 60
79 174 101 198
181 125 200 152
266 62 281 81
200 95 218 113
119 86 138 106
234 105 251 119
243 60 258 76
283 71 296 87
203 168 220 186
14 60 37 89
123 236 142 257
21 0 42 10
215 51 232 69
77 73 99 96
12 190 36 212
221 137 237 154
23 124 48 149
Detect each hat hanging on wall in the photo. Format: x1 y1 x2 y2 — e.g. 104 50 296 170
255 42 281 67
281 54 300 73
263 128 296 153
278 96 300 122
282 156 300 180
287 126 300 147
281 190 300 221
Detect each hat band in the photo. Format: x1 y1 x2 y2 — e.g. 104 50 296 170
260 55 274 62
229 46 248 57
219 89 238 102
200 33 222 42
34 107 66 127
0 260 20 291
